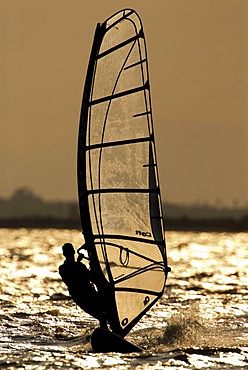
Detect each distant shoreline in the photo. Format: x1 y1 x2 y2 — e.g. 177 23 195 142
1 188 248 231
1 216 247 233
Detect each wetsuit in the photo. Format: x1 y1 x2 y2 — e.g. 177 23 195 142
59 244 107 328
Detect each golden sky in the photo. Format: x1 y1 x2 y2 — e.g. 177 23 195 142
1 0 248 206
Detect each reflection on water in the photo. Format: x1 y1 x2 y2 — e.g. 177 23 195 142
0 228 248 368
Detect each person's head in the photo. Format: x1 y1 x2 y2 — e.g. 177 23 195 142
62 243 75 258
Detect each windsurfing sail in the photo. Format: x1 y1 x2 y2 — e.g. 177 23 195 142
77 9 169 337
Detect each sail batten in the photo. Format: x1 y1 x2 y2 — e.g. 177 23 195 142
86 135 153 150
77 8 169 337
89 82 148 106
133 110 151 117
93 234 165 245
87 188 159 195
115 288 161 296
104 9 135 33
124 58 147 70
97 33 141 60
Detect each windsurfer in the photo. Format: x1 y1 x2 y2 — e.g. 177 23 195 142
59 243 107 329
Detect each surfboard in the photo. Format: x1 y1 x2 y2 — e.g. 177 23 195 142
77 8 170 350
91 328 142 353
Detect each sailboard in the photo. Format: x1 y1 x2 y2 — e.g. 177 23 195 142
77 8 170 345
91 328 142 353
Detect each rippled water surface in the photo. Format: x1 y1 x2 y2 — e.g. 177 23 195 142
0 228 248 369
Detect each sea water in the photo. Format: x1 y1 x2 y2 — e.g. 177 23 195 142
0 228 248 369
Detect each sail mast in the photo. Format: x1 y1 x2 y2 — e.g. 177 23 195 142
78 22 104 244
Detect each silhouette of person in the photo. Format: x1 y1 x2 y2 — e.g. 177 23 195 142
59 243 107 329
